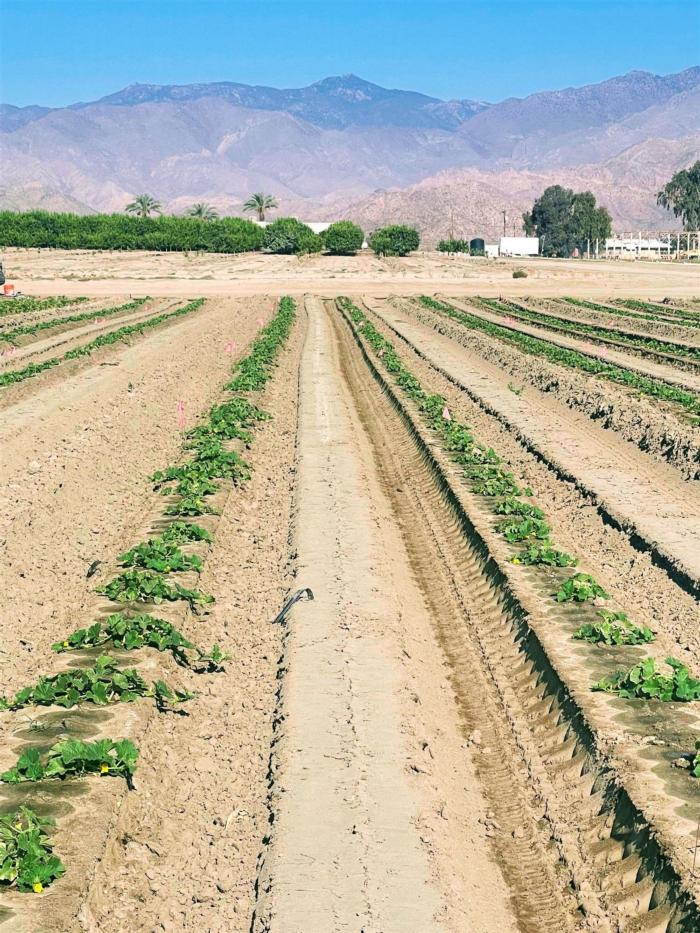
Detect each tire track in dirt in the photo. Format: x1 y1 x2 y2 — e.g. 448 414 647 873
254 297 520 933
334 297 700 931
365 297 700 599
445 297 700 396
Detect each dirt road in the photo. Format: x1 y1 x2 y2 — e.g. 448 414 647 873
4 247 700 297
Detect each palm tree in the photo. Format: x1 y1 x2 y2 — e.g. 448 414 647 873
242 192 278 222
125 194 162 218
185 202 219 221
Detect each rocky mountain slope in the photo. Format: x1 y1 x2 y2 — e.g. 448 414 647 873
1 69 698 234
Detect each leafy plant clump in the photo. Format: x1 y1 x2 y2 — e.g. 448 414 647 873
118 538 203 573
368 225 420 257
495 516 550 543
556 573 609 603
494 497 543 518
693 741 700 778
573 610 654 646
97 569 213 609
52 613 230 671
0 806 65 893
1 739 139 788
511 542 578 567
160 521 212 544
262 217 322 255
323 221 364 255
437 238 470 254
0 656 194 712
164 495 217 517
593 656 700 701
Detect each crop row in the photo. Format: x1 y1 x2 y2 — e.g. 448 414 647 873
563 297 700 329
338 297 700 762
0 297 148 345
613 298 700 322
0 296 89 318
474 297 700 363
418 296 700 416
0 297 296 895
0 298 203 388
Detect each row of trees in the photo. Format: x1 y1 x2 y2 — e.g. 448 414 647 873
0 210 421 257
124 191 279 222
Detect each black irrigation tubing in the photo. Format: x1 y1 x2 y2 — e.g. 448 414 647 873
272 588 314 625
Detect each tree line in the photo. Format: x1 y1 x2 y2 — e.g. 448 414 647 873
0 209 421 257
0 161 696 258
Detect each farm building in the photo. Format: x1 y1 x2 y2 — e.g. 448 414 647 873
499 236 540 257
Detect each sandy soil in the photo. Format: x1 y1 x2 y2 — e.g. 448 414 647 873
3 247 700 297
2 277 699 932
255 297 518 932
368 297 700 594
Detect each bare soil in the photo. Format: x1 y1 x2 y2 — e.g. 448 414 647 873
2 265 699 932
3 247 700 297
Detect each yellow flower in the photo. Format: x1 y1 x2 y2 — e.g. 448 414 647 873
62 641 69 648
512 558 521 565
100 764 109 774
33 882 43 893
14 823 22 831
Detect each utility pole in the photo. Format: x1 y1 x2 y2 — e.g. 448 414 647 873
501 210 507 237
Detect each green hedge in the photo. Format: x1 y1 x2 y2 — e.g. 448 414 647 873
368 225 420 256
0 211 264 253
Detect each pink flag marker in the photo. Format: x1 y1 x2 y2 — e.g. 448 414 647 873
225 340 237 353
504 315 515 325
176 400 186 429
256 318 264 327
442 406 451 421
598 345 609 357
95 317 106 323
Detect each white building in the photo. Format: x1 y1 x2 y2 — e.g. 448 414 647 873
499 236 539 257
484 243 500 258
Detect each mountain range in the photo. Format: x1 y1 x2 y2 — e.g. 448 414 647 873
1 69 698 242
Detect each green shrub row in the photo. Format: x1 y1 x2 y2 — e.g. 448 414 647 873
0 211 420 257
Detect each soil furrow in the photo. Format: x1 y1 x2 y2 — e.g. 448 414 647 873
445 297 700 395
335 296 700 931
254 296 519 932
365 296 700 598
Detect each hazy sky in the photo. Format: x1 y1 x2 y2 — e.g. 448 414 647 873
2 0 698 107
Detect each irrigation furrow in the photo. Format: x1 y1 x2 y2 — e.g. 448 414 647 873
364 296 700 600
335 297 700 933
443 297 700 397
0 299 176 371
471 298 700 371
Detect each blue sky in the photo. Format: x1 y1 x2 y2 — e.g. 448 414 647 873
1 0 698 107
